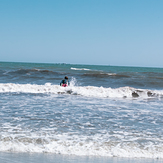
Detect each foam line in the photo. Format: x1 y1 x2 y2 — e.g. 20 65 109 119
0 83 162 98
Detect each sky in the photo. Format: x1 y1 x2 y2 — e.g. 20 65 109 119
0 0 163 67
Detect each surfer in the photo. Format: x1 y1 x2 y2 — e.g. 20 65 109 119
60 76 70 87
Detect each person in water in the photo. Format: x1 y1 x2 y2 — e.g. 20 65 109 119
60 76 70 87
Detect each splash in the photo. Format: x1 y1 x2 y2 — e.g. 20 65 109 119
70 77 79 86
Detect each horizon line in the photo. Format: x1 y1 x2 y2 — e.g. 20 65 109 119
0 60 162 69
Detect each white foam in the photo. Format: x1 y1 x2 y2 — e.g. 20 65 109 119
0 133 163 158
107 73 116 76
71 67 116 76
0 83 162 99
71 67 91 71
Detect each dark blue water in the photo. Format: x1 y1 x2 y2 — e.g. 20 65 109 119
0 61 163 89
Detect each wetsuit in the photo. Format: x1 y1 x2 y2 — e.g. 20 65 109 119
60 79 70 87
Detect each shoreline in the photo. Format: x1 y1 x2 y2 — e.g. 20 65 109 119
0 152 162 163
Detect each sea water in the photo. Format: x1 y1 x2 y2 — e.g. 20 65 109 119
0 62 163 160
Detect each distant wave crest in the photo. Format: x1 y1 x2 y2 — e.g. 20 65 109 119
3 68 59 75
71 67 91 71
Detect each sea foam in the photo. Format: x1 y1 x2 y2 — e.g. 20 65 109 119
0 83 162 98
71 67 91 71
0 133 163 158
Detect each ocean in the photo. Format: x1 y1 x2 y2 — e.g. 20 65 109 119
0 62 163 163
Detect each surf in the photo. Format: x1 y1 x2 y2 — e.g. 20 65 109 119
0 83 162 99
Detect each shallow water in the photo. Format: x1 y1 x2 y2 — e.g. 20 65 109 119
0 62 163 159
0 152 162 163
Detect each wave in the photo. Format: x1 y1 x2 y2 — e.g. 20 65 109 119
0 83 162 98
3 69 59 75
71 68 119 78
71 67 91 71
0 133 163 158
82 72 129 78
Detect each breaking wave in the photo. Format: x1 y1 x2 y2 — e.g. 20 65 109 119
0 83 162 98
71 67 91 71
0 133 163 158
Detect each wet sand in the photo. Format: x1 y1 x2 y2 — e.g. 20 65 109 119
0 152 162 163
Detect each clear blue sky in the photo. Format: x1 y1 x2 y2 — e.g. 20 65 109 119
0 0 163 67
